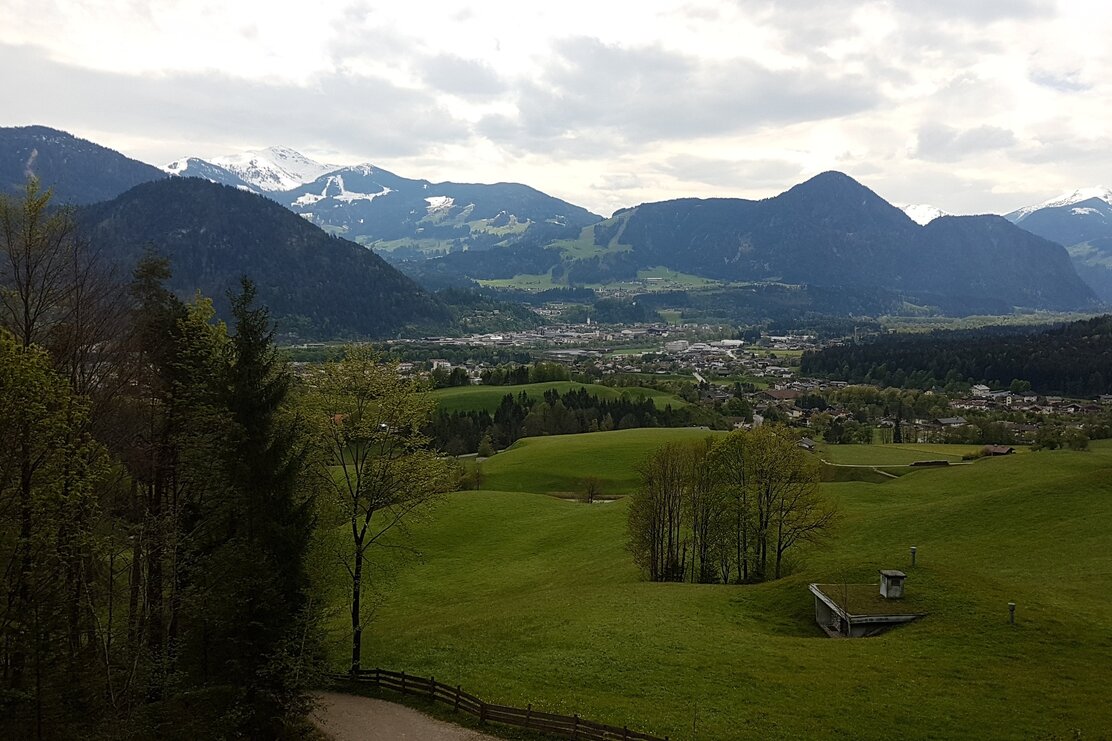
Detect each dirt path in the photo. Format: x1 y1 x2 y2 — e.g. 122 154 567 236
311 691 497 741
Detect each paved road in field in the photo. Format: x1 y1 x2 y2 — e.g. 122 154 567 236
311 691 496 741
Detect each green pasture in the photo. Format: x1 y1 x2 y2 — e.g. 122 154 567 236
817 443 990 466
430 382 688 414
477 427 724 496
329 435 1112 740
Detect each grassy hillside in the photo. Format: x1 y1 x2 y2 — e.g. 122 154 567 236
430 381 688 414
332 436 1112 740
477 427 722 496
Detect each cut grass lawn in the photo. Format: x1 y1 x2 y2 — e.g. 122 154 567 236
328 435 1112 740
430 382 688 414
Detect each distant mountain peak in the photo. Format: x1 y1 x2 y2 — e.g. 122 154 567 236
163 146 338 193
1010 186 1112 221
899 203 949 225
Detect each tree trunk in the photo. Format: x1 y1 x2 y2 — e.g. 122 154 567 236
350 540 363 673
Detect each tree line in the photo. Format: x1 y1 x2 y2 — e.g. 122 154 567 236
802 316 1112 396
627 428 835 584
0 180 453 739
427 387 704 455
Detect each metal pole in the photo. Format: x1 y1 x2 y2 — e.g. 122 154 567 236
910 546 917 567
1009 602 1016 625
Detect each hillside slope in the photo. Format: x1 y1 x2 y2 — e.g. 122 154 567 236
77 178 449 338
0 125 165 204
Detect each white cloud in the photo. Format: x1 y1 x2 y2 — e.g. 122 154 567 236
2 0 1110 215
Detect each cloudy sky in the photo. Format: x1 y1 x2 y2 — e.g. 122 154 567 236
3 0 1110 216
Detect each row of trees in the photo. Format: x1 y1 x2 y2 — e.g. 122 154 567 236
428 387 704 454
802 317 1112 396
0 180 452 738
627 428 835 583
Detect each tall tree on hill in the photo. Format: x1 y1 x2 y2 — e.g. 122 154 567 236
307 345 454 672
215 278 316 731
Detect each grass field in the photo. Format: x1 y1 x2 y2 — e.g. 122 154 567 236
430 382 688 414
329 434 1112 740
817 443 989 466
477 428 723 496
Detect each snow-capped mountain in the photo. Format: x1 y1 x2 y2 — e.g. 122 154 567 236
1005 186 1112 304
164 156 256 191
162 146 337 193
899 203 949 225
209 146 338 192
1006 186 1112 222
280 164 600 255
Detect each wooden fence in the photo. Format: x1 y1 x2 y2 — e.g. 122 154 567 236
337 667 669 741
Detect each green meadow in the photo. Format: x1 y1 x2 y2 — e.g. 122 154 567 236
331 432 1112 740
430 381 688 414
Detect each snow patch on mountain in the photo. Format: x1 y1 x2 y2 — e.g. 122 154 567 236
899 203 948 225
425 195 454 213
1011 186 1112 221
1071 207 1102 217
163 158 192 175
292 173 392 205
208 146 337 192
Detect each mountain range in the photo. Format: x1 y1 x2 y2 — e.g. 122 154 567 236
1 125 165 204
161 146 600 258
1005 188 1112 302
0 124 1105 330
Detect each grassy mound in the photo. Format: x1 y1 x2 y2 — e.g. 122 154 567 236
476 428 723 496
332 437 1112 739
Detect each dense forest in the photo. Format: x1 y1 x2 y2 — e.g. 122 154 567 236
428 387 706 455
802 316 1112 396
0 180 456 739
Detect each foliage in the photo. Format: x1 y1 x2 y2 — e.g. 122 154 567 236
628 427 835 583
428 385 704 454
305 344 456 672
803 315 1112 395
1 183 322 739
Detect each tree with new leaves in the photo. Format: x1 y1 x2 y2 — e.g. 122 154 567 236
307 345 455 672
628 426 835 584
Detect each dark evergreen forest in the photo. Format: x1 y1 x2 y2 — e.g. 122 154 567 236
801 316 1112 395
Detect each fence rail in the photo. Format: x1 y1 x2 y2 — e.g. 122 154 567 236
334 667 668 741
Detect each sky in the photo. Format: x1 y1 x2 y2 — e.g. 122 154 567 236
3 0 1110 217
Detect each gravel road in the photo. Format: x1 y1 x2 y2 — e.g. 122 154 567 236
311 691 497 741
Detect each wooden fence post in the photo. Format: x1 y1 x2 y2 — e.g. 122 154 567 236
401 671 406 694
430 676 435 700
454 685 460 712
623 725 629 740
479 702 487 725
525 703 532 729
573 714 580 740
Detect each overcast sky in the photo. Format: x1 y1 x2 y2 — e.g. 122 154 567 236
3 0 1110 216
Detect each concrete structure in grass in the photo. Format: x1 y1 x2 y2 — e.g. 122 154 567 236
810 570 926 638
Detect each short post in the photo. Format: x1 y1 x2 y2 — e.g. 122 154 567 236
479 702 487 724
573 714 580 740
401 671 406 694
910 546 917 567
454 685 461 712
429 675 435 700
623 725 630 740
525 703 532 729
1009 602 1016 625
